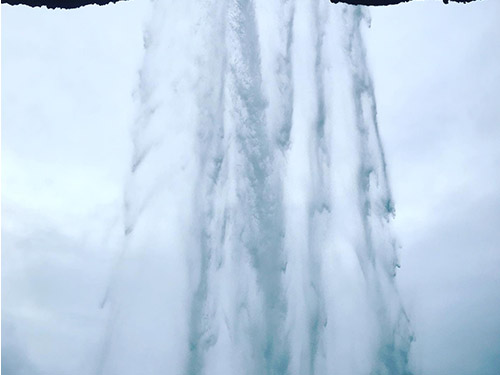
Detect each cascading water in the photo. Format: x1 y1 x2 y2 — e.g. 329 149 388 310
100 1 413 374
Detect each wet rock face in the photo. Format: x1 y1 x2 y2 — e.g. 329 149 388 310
2 0 125 9
330 0 478 5
2 0 479 10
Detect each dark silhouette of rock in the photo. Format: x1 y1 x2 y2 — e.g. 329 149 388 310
1 0 481 12
2 0 124 9
330 0 478 4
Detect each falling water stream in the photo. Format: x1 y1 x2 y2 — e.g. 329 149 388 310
100 1 413 374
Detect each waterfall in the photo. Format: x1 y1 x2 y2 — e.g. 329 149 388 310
100 1 413 374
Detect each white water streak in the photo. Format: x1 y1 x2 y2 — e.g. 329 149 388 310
101 1 413 374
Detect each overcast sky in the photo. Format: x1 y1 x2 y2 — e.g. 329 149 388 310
2 1 500 374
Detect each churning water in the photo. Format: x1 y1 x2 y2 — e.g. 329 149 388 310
100 2 413 374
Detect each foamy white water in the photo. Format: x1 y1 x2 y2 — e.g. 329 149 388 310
99 1 413 374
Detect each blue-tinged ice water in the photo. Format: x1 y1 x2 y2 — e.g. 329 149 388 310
99 1 413 374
